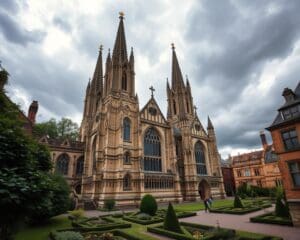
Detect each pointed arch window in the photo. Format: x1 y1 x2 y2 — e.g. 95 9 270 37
92 137 97 174
123 174 131 190
144 127 162 172
76 156 84 176
56 153 69 175
173 100 177 115
122 71 127 91
195 141 207 175
124 151 131 164
123 117 131 141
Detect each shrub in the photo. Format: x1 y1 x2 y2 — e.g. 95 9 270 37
164 202 182 233
275 196 290 218
54 231 84 240
104 199 116 211
69 209 84 220
137 213 151 220
233 195 243 208
140 194 157 216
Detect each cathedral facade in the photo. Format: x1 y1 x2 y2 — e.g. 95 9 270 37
79 14 225 207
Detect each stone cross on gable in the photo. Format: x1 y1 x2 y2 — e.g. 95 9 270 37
149 86 155 98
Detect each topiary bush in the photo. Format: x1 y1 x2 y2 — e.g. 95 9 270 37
104 199 116 211
140 194 157 216
68 209 84 221
137 212 151 220
163 202 182 233
275 196 290 218
233 195 244 208
54 231 84 240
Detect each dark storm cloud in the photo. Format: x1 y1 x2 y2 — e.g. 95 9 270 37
0 10 45 46
185 0 300 151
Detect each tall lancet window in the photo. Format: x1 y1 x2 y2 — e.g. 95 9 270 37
123 117 131 141
123 174 131 190
56 153 69 175
92 136 97 174
195 141 207 175
144 127 162 172
173 100 177 115
122 71 127 91
76 156 84 176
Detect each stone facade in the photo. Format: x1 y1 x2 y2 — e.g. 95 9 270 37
230 132 282 189
267 82 300 227
78 14 225 207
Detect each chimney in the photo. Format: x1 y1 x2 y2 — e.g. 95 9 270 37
28 100 38 124
260 130 267 150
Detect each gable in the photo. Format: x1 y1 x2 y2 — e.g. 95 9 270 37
140 98 167 125
191 116 207 137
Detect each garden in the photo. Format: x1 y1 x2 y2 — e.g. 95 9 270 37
29 194 281 240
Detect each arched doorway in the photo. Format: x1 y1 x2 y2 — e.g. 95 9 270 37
75 184 82 194
198 180 211 200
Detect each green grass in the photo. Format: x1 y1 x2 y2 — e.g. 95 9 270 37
173 199 233 212
237 230 282 240
14 215 71 240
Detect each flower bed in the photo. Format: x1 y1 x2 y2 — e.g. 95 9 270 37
123 209 196 225
250 212 293 226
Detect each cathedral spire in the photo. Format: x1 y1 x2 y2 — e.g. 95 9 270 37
92 45 103 95
129 47 134 67
171 43 185 90
207 116 214 129
112 12 128 64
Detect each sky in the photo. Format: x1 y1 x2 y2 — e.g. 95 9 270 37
1 0 300 158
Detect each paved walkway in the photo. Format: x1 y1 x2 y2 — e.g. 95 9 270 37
181 206 300 240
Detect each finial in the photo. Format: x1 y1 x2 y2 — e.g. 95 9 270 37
171 43 175 50
99 44 103 51
186 74 188 80
131 47 133 52
149 86 155 98
119 11 125 19
89 77 91 83
194 105 197 114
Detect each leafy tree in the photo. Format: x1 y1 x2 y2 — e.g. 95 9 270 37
140 194 157 216
163 202 182 233
0 89 70 239
33 117 79 140
0 65 9 90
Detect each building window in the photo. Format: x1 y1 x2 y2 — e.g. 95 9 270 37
144 175 174 189
124 151 131 164
237 170 242 177
275 179 282 187
254 168 260 176
122 71 127 91
244 168 251 177
282 129 299 150
256 180 262 187
123 174 131 190
92 137 97 174
288 161 300 187
76 156 84 176
194 141 207 175
123 117 131 141
282 105 300 120
143 127 162 172
173 100 177 115
56 153 69 175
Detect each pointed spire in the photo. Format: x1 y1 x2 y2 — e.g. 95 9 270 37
105 48 111 71
171 43 185 90
207 116 214 129
112 12 128 64
186 75 190 88
129 47 134 66
92 45 103 94
86 78 91 93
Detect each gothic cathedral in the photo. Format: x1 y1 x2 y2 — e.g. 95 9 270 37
79 14 225 206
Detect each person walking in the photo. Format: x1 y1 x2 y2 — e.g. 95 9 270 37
204 198 210 212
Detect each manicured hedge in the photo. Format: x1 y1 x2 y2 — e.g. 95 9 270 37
123 215 163 225
210 203 272 215
65 222 131 232
250 212 293 226
147 226 195 240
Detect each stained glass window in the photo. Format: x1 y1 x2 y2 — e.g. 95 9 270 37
123 118 131 141
56 153 69 175
144 127 162 171
76 156 84 175
195 141 207 175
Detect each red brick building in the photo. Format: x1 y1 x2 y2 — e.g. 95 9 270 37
267 82 300 227
221 160 236 196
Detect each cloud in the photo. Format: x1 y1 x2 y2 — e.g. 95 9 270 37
1 0 300 158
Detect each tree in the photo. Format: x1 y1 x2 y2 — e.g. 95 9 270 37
233 195 244 208
140 194 157 216
0 65 9 91
33 117 79 140
163 203 182 233
0 90 70 239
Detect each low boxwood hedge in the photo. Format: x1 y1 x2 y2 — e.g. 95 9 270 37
147 226 196 240
210 203 272 215
250 212 293 226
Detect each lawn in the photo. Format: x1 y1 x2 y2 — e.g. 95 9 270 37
173 199 233 212
14 215 72 240
250 212 293 226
